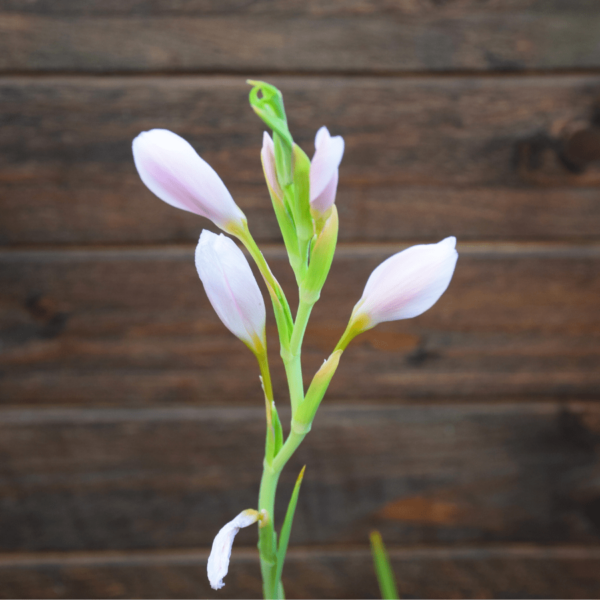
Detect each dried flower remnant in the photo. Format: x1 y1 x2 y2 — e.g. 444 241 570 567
207 509 261 590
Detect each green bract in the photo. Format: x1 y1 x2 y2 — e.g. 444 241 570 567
302 206 339 303
248 80 294 187
294 350 343 428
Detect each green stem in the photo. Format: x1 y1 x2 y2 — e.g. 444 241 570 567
242 233 279 296
257 348 274 409
258 463 281 599
233 222 293 323
257 428 309 599
282 357 304 414
255 346 278 463
290 297 313 355
272 428 308 473
282 297 314 413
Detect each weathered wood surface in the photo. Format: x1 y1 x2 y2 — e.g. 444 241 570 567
2 402 600 552
1 243 598 406
2 2 600 73
2 4 600 598
2 546 600 599
2 75 600 245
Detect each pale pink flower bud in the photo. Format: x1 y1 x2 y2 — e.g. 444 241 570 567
207 509 259 590
132 128 246 232
353 237 458 327
195 230 266 353
261 132 283 200
310 126 344 214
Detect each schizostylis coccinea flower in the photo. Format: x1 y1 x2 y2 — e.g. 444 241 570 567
195 230 266 355
337 237 458 349
132 128 246 232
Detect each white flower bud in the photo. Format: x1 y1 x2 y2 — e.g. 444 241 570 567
354 237 458 327
310 126 344 214
261 132 283 200
195 230 266 353
132 129 246 232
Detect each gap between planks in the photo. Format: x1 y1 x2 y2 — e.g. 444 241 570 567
2 544 600 567
0 400 598 425
3 68 600 80
1 241 600 260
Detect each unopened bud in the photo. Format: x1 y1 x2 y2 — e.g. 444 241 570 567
302 206 338 302
294 350 343 426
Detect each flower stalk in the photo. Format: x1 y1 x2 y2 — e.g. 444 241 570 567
132 81 458 599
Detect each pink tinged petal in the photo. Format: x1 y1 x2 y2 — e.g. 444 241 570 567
355 237 458 325
315 125 330 148
261 132 283 199
195 230 266 351
310 126 344 212
132 128 245 231
310 169 338 214
207 509 259 590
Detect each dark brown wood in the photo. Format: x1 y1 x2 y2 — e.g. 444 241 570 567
2 76 600 246
1 243 598 406
2 402 600 552
2 4 599 598
1 1 596 15
1 4 600 73
2 545 600 599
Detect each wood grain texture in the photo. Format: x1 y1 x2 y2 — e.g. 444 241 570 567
2 402 600 552
1 0 597 15
2 546 600 599
1 243 598 406
2 76 600 245
1 3 600 73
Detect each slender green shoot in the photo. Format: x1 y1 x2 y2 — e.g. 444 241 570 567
274 466 306 592
370 530 400 600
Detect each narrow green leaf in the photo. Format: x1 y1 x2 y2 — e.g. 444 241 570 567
370 530 400 600
274 466 306 591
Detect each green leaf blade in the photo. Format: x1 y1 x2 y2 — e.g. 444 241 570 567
274 466 306 592
370 530 400 600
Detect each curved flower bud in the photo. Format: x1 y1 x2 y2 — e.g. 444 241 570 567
195 230 266 354
337 237 458 350
310 126 345 215
207 509 259 590
261 132 284 201
132 128 246 232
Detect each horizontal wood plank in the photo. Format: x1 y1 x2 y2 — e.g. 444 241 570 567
1 243 598 406
2 402 600 552
2 76 600 245
2 545 600 599
1 0 597 15
1 6 600 73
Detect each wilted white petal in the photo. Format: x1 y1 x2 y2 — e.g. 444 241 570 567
261 132 283 199
132 129 246 231
207 509 259 590
195 230 266 352
354 237 458 326
310 126 344 213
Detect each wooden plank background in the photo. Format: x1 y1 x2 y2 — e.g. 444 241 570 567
1 1 600 598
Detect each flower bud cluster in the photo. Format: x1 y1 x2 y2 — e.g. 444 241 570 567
131 81 459 594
